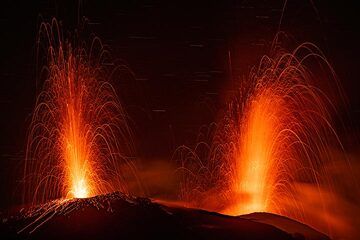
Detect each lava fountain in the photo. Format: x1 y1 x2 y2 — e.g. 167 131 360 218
228 55 334 215
231 88 287 214
23 19 140 204
226 41 342 216
175 38 359 238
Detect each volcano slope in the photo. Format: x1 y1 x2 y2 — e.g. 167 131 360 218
0 192 329 240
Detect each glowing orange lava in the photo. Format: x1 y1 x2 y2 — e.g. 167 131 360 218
23 20 141 204
175 40 359 238
232 89 286 214
224 42 341 220
62 67 92 199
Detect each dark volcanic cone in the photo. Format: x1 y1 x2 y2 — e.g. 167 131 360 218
0 192 329 240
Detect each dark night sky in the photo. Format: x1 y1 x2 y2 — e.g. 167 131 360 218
1 0 360 209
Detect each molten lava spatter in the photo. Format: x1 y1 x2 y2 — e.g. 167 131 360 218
225 43 340 219
233 89 286 214
175 41 357 238
24 20 140 204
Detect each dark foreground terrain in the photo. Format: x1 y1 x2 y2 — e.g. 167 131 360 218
0 192 329 240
